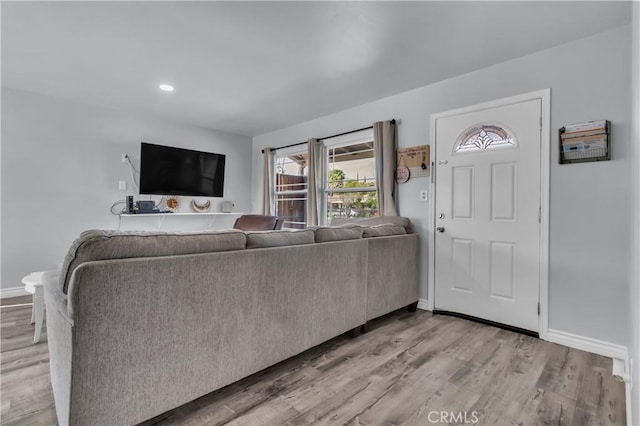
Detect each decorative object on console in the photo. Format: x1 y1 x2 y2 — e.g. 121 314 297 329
191 199 211 213
221 201 234 213
165 196 181 212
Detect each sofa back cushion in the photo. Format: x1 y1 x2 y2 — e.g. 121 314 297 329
362 224 407 238
245 229 315 249
330 216 412 232
314 226 363 243
59 229 247 294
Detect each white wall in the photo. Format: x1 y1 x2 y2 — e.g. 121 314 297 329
1 88 252 292
252 26 632 345
628 2 640 422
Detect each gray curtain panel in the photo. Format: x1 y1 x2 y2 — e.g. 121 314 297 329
373 120 398 216
306 138 322 226
262 148 275 215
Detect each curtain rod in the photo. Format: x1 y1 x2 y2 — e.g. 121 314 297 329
260 119 396 154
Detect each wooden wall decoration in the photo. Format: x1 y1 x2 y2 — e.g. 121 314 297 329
396 145 430 182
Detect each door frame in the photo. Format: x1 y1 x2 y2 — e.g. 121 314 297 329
427 89 551 340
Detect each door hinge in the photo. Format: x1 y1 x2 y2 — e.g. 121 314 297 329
540 116 543 131
537 302 540 316
538 206 542 224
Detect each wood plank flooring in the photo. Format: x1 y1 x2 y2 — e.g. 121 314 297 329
1 299 626 425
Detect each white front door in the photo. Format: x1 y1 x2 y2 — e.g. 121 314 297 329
434 98 541 332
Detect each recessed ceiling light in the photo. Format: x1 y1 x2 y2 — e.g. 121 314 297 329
159 84 174 92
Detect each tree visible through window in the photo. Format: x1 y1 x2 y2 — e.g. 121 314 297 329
325 141 377 222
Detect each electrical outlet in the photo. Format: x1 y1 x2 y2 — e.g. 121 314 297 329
119 180 127 191
122 154 128 163
420 190 428 201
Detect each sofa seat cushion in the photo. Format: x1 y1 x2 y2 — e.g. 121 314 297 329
362 224 407 238
330 216 412 232
245 229 315 249
59 229 247 294
314 226 363 243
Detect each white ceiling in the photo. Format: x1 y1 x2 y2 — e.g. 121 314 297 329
1 1 631 137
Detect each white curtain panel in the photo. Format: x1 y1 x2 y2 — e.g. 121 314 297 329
262 148 275 215
306 138 322 226
373 121 398 216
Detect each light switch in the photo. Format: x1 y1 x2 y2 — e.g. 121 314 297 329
420 190 428 201
119 180 127 191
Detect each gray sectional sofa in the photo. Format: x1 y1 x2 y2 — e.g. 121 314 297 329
44 217 419 425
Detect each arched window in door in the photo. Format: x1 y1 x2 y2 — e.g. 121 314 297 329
454 124 516 153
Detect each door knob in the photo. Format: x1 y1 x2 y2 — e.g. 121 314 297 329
436 227 445 233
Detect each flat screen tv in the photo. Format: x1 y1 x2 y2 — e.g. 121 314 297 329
139 142 225 197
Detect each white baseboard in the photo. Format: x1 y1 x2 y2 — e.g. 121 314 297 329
546 328 629 362
546 328 631 424
417 298 431 311
0 286 29 299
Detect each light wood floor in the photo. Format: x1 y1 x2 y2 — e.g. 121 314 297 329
1 297 626 426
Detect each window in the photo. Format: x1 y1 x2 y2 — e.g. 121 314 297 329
271 129 379 228
324 129 378 224
274 147 308 229
454 124 516 153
